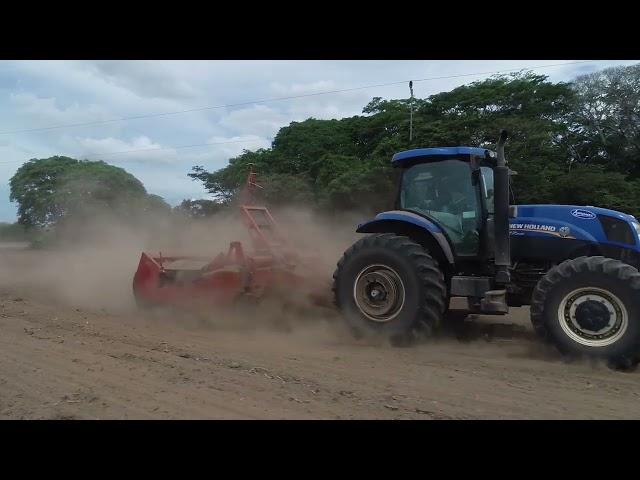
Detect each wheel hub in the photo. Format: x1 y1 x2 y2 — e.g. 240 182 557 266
558 287 628 347
354 265 405 322
574 300 611 332
367 283 387 301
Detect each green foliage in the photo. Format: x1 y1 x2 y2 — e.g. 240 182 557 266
550 165 640 215
189 65 640 217
10 156 78 227
174 198 226 218
568 64 640 176
405 73 576 206
9 157 170 227
257 173 315 205
142 194 172 215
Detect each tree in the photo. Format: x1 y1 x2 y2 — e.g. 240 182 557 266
9 157 168 227
174 199 225 218
187 65 640 217
189 72 576 210
188 149 275 203
550 165 640 217
568 64 640 175
410 72 576 205
143 194 172 215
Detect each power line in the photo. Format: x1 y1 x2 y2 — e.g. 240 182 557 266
0 60 596 167
0 61 593 136
0 114 423 166
83 138 267 158
0 138 268 165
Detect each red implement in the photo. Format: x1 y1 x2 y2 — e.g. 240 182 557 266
132 169 332 311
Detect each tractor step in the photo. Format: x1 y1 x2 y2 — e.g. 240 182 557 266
479 289 509 314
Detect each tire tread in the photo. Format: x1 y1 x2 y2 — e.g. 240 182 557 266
530 255 640 367
332 233 446 337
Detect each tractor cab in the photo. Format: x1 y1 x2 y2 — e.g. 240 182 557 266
353 132 512 316
392 147 497 259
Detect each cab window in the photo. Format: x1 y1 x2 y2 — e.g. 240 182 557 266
400 160 480 256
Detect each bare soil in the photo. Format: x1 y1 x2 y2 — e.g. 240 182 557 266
2 244 640 420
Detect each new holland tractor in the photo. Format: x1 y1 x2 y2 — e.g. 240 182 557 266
332 131 640 368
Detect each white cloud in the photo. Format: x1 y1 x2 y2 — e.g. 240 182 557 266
219 105 288 138
205 134 272 158
65 135 174 163
88 61 202 100
8 92 112 130
269 80 337 96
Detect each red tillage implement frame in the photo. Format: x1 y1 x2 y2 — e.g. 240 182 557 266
132 170 331 310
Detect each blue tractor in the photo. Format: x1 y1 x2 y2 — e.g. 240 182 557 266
333 131 640 368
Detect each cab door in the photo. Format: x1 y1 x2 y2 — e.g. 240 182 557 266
399 159 482 257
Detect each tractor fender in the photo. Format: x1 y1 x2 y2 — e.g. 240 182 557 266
356 210 455 266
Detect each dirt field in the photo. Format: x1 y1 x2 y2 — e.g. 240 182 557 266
2 243 640 420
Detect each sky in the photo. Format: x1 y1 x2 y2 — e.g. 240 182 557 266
0 59 638 222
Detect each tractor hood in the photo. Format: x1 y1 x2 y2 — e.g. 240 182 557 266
515 205 638 224
511 204 640 251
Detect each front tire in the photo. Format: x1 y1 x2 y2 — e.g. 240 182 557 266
531 256 640 368
332 234 446 344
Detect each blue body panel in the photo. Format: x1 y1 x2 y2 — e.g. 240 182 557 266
512 205 640 252
392 147 494 166
356 205 640 262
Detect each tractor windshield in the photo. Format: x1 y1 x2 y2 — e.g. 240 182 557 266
400 160 481 256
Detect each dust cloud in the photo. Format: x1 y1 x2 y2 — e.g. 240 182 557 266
0 204 368 329
0 203 586 373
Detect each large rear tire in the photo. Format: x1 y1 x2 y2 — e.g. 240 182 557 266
332 234 446 345
531 256 640 369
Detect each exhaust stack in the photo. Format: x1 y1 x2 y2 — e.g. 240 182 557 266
493 129 510 284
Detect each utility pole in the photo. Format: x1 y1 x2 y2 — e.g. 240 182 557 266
409 80 414 143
